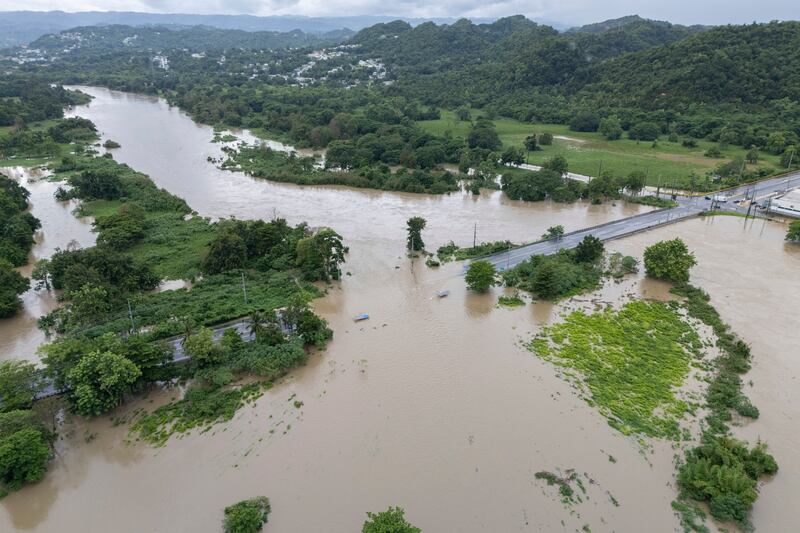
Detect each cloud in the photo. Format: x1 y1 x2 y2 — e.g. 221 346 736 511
0 0 795 25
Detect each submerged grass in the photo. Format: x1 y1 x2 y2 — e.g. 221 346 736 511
530 300 702 439
131 381 268 446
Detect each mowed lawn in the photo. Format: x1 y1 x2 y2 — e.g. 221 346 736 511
419 111 781 187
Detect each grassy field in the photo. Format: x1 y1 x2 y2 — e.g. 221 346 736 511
419 111 782 188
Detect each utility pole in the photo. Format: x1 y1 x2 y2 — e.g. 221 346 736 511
127 299 135 333
241 271 248 304
788 148 796 170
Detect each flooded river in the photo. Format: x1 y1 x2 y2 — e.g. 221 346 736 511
0 87 797 532
0 166 96 363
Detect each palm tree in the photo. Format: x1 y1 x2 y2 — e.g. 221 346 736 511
248 310 266 340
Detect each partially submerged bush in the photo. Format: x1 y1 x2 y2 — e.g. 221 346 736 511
223 496 271 533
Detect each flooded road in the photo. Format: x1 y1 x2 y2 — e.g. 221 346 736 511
0 166 96 363
0 87 796 532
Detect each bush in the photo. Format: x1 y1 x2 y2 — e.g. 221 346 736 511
629 121 660 141
363 507 420 533
223 496 271 533
677 437 777 526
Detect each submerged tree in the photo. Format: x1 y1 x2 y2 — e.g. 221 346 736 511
363 506 421 533
295 228 346 281
643 238 697 283
406 217 427 251
223 496 271 533
465 260 497 292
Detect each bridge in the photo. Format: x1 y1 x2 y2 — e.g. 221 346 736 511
480 203 706 271
478 170 800 270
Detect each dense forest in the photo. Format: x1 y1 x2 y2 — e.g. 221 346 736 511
0 78 88 127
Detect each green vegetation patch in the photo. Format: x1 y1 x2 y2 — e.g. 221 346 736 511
226 143 460 195
223 496 271 533
437 240 517 263
497 294 525 307
531 301 702 439
131 382 266 446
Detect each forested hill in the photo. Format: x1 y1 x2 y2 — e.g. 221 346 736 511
350 18 799 120
349 17 557 71
564 16 708 61
24 25 352 56
577 22 800 107
350 15 707 72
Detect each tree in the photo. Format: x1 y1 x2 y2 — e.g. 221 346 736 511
455 106 471 121
500 146 524 165
296 228 346 281
0 426 51 493
643 239 697 283
786 221 800 242
569 111 599 132
465 260 497 292
539 132 553 146
0 259 29 318
223 496 271 533
67 350 141 417
204 228 247 274
542 155 568 176
524 135 539 152
67 283 112 326
599 116 623 140
467 119 501 150
0 361 42 413
183 327 224 367
629 122 660 141
363 506 421 533
623 171 646 194
586 172 621 200
573 235 604 263
541 225 565 240
745 147 759 164
406 217 426 251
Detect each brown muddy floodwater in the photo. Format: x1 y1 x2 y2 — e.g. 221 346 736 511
0 166 96 363
0 87 796 532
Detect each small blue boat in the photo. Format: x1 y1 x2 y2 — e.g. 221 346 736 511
353 313 370 322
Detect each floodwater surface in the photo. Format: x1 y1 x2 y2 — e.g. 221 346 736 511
0 166 96 363
0 87 796 532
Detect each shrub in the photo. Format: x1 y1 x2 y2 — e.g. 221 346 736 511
363 507 420 533
223 496 271 533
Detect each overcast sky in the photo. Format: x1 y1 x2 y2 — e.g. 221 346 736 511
0 0 795 26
